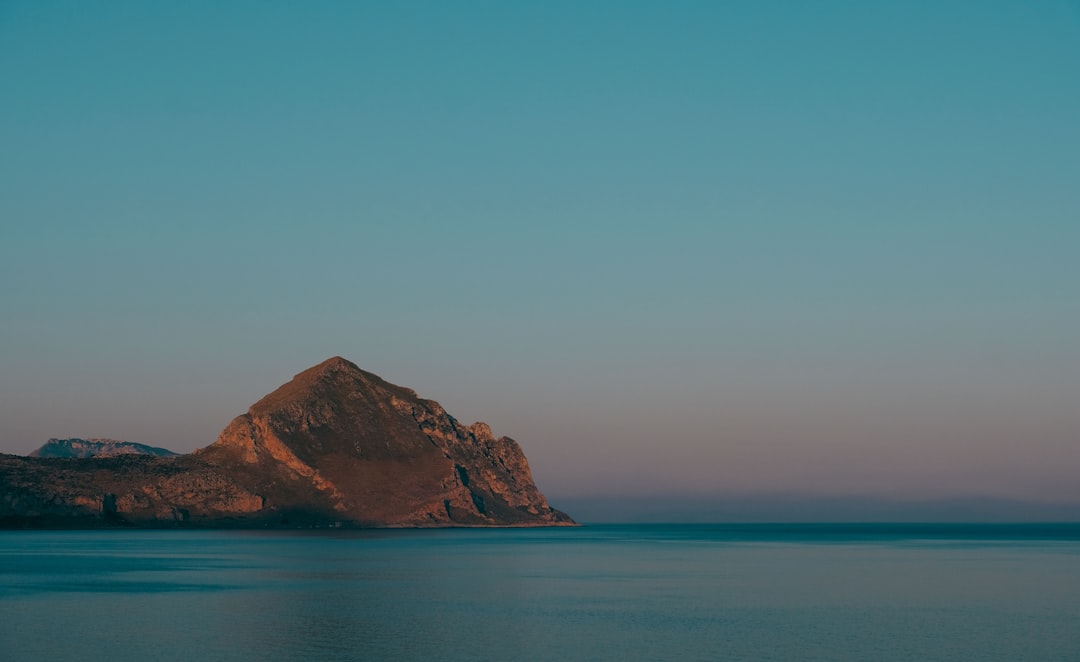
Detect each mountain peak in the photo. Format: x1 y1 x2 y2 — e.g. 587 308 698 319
292 355 366 387
247 356 411 416
200 357 573 526
315 355 359 371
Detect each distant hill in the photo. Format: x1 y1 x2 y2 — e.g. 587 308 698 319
2 357 573 528
29 438 181 459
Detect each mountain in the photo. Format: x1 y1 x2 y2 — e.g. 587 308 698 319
29 438 180 459
0 357 574 528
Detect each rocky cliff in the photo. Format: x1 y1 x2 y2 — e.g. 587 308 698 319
0 357 574 528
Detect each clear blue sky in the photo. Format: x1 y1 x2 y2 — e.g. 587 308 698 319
2 1 1078 505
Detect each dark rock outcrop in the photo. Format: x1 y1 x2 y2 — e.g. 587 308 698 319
0 357 574 528
30 438 180 459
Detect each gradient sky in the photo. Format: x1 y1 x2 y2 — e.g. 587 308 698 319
2 1 1078 506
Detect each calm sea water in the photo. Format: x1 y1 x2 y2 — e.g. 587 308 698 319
2 524 1079 661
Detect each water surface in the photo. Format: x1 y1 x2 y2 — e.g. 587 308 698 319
2 524 1078 661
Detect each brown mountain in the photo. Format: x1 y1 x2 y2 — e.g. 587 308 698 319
0 357 574 528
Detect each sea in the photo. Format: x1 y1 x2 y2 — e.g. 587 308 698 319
1 524 1078 661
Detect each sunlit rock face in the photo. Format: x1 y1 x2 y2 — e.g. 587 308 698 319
0 357 574 528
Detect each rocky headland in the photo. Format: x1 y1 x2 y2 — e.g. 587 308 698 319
0 357 574 528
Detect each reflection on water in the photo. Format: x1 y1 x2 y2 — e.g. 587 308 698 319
1 525 1079 661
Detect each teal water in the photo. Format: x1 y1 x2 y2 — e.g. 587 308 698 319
2 524 1079 661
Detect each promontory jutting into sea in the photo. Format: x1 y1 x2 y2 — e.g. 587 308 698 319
0 357 573 528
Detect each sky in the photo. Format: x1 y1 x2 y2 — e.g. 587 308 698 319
2 1 1078 511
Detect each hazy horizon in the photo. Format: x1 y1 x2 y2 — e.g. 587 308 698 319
2 3 1078 511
